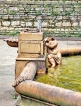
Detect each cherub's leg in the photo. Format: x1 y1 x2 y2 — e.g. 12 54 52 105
48 54 56 68
55 52 62 65
57 52 62 60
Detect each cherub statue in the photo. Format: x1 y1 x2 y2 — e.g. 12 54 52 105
44 37 62 68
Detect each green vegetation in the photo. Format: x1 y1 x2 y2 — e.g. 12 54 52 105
7 30 19 36
35 56 81 92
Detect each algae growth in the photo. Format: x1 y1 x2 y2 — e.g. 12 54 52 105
35 56 81 92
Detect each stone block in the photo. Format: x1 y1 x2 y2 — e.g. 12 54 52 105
62 22 71 26
11 21 20 26
56 22 61 27
2 21 10 27
19 32 43 40
15 57 46 78
18 40 44 57
72 22 78 26
80 21 81 26
2 15 8 20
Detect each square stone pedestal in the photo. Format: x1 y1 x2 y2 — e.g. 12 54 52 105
15 56 46 79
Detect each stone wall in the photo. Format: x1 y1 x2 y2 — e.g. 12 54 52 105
0 0 81 37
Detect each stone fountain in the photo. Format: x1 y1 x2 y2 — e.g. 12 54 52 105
11 31 81 106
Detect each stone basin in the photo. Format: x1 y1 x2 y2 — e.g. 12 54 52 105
4 38 18 47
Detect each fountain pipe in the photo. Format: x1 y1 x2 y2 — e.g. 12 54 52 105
18 62 37 80
37 16 42 32
15 80 81 106
12 62 37 87
14 61 81 106
59 47 81 56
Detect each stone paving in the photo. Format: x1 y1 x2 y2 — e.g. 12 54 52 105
0 37 81 106
0 39 18 106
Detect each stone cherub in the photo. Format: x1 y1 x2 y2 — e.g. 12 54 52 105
44 37 62 68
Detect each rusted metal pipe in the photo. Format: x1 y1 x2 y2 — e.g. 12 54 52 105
59 47 81 56
15 80 81 106
13 62 37 87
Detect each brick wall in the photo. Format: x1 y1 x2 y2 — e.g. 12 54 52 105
0 0 81 37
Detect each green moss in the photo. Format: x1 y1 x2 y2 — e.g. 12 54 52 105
35 56 81 92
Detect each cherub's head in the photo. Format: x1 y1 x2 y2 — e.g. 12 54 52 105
44 37 55 43
44 37 58 49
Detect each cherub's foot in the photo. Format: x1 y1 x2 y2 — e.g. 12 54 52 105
51 64 56 68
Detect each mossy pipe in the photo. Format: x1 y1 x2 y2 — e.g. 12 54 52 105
15 80 81 106
59 47 81 56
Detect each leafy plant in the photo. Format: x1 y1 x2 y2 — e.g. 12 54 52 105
8 30 19 37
